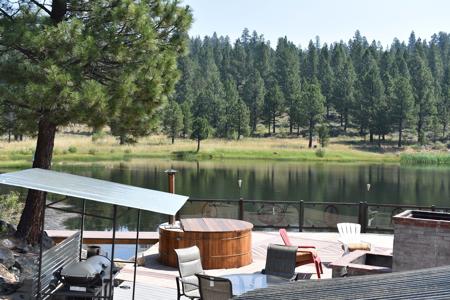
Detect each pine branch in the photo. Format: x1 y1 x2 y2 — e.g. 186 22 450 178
29 0 52 15
0 8 13 20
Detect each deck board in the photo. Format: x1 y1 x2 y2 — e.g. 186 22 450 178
114 231 393 299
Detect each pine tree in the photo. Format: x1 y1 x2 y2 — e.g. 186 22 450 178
300 80 325 148
275 37 301 133
391 75 415 147
318 44 334 118
332 45 356 132
0 0 192 243
263 76 284 134
180 101 193 138
358 51 385 141
304 40 319 80
162 101 184 144
409 52 436 144
243 69 265 133
191 117 210 152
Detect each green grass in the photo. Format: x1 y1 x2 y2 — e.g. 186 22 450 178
172 148 398 163
400 153 450 165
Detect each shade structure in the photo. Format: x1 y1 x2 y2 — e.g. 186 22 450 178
0 168 188 215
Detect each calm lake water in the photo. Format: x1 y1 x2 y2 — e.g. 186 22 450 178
3 159 450 232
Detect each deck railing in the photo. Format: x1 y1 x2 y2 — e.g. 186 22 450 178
178 198 450 233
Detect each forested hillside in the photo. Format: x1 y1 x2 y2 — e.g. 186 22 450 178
165 29 450 148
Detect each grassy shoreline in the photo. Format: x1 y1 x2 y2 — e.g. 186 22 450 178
0 134 449 167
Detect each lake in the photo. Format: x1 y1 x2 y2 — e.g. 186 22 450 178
3 158 450 231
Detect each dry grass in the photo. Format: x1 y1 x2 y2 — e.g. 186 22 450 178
0 133 402 166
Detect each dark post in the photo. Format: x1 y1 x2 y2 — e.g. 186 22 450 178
132 209 141 300
358 201 364 229
431 205 436 211
37 196 46 300
360 202 368 233
79 198 86 261
238 179 243 220
299 200 304 232
165 169 177 224
109 205 117 298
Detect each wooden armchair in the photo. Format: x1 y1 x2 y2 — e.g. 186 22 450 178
279 228 323 278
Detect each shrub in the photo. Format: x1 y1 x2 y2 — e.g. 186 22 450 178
315 148 326 158
68 146 77 153
92 130 106 142
0 192 23 225
124 149 132 154
318 124 330 148
88 149 97 155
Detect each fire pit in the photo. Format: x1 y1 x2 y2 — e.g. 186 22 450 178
330 250 392 277
393 210 450 271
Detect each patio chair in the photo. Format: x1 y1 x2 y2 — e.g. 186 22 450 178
279 228 323 278
262 244 299 280
196 274 233 300
337 223 371 254
175 245 204 300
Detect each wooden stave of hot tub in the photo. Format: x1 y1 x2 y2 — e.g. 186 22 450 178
159 221 253 269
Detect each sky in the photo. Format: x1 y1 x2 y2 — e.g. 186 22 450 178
183 0 450 48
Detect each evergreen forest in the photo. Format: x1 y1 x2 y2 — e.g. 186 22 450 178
165 29 450 148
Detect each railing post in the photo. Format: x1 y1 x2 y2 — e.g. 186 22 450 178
361 202 368 233
358 201 368 233
299 200 304 232
238 198 244 220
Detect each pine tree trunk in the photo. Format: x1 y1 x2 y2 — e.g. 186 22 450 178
15 117 57 244
8 131 11 143
171 136 175 144
119 135 125 145
369 132 374 143
340 114 343 127
289 120 293 135
196 138 200 153
378 134 381 147
398 120 403 148
417 117 423 145
326 104 330 119
343 111 348 132
272 114 276 134
308 119 313 148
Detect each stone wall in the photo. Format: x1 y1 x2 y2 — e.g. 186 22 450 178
393 210 450 272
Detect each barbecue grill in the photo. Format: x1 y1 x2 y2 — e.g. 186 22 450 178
51 255 115 300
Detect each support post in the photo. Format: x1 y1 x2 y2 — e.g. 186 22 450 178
238 179 243 220
299 200 304 232
165 169 178 224
79 198 86 261
238 198 244 220
109 205 117 299
37 195 46 300
358 202 368 233
358 202 364 231
132 209 141 300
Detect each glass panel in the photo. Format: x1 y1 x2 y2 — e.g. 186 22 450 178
303 203 359 229
243 202 299 228
179 200 239 219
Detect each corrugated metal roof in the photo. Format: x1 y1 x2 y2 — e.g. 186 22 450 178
235 265 450 299
0 168 188 216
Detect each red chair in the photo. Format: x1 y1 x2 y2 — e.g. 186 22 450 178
279 228 323 278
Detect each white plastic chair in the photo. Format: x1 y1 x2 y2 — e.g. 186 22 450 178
337 223 370 254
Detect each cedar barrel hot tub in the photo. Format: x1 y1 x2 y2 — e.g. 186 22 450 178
159 218 253 269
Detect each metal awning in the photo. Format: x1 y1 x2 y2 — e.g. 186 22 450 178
0 168 188 215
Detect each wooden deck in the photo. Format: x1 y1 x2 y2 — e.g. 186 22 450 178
114 231 393 300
